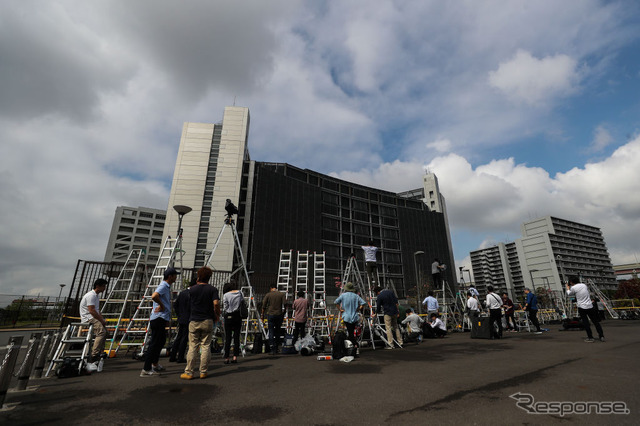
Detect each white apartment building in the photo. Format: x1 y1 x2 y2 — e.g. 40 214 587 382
104 206 167 265
471 216 616 298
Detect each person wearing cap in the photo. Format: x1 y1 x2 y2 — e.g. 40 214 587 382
141 266 177 377
335 282 366 348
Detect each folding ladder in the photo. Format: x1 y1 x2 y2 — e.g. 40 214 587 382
100 248 148 355
46 322 94 377
309 251 330 338
277 250 293 331
587 278 619 319
117 236 183 355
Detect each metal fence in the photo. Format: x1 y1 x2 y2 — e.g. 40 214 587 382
0 295 66 328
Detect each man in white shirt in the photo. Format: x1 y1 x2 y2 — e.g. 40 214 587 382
566 276 605 343
361 241 379 285
427 313 447 338
79 278 108 363
431 259 444 287
466 292 480 321
485 286 503 339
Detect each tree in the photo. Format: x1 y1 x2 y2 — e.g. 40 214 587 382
615 279 640 300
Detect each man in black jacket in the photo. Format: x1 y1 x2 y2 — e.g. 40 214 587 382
169 276 195 363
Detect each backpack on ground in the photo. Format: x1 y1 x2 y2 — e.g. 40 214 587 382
332 331 347 360
56 357 80 378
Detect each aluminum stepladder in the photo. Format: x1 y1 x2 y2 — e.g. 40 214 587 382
100 248 148 355
586 278 619 319
276 250 293 333
364 260 403 349
205 215 267 352
117 235 184 357
310 251 330 339
294 251 309 331
439 279 463 331
46 322 94 376
334 255 398 349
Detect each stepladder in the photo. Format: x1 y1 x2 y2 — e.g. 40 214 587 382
100 248 148 355
46 322 94 377
117 235 184 356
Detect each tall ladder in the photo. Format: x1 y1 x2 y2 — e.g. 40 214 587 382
363 259 402 349
334 255 397 349
586 278 619 319
206 216 267 347
100 248 147 355
295 251 309 299
310 251 330 338
117 235 183 355
439 279 463 331
277 250 293 331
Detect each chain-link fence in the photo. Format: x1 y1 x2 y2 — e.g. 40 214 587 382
0 294 66 328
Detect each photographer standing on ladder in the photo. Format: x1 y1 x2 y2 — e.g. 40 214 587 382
362 240 379 285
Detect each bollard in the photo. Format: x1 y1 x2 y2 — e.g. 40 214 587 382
15 333 41 391
0 336 24 408
48 332 61 360
32 333 53 379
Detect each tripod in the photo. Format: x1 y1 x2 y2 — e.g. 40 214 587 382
205 215 267 350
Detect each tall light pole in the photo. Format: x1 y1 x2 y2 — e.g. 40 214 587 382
57 284 66 301
556 255 566 285
529 269 538 291
172 204 192 269
414 251 424 313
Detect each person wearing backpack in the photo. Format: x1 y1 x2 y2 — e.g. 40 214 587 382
222 281 244 364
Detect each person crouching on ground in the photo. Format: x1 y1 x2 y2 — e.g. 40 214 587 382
424 313 447 338
401 308 424 342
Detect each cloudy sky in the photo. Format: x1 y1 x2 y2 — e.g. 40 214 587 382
1 0 639 297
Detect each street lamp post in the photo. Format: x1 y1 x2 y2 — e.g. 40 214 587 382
529 269 538 291
57 284 66 301
414 251 425 314
556 255 566 285
58 284 66 319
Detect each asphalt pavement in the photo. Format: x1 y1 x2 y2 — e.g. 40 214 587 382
1 320 638 425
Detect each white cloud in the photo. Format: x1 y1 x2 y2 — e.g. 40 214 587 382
588 125 614 153
488 49 581 106
427 139 452 153
1 0 639 296
331 136 640 267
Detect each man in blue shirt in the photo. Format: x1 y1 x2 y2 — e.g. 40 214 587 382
422 291 439 315
523 287 542 334
141 267 177 377
374 286 403 348
335 282 366 347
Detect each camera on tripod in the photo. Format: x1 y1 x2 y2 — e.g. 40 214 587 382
225 199 239 217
